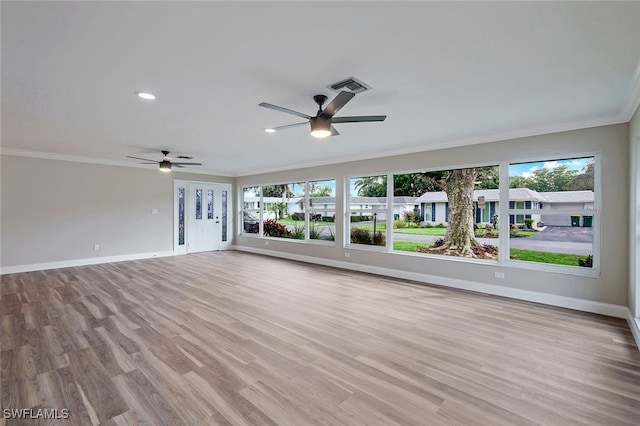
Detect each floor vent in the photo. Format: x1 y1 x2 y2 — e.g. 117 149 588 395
327 76 371 94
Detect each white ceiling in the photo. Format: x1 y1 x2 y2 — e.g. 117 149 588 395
2 1 639 176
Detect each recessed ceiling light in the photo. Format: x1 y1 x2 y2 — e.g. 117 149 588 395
264 128 276 133
136 91 156 100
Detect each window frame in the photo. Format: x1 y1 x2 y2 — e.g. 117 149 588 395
240 185 262 236
345 173 390 250
503 154 600 275
239 152 600 277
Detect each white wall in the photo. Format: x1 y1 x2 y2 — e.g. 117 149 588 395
236 124 629 309
630 106 640 318
0 155 232 271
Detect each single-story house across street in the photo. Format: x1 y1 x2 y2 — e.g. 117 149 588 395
416 189 595 227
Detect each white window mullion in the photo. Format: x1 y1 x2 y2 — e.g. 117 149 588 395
387 173 394 251
498 162 510 264
304 181 310 240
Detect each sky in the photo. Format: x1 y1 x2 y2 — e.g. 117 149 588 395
509 157 591 178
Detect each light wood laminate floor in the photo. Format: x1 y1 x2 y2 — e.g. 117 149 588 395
1 251 639 425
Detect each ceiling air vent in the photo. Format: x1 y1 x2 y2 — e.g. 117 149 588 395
327 76 371 94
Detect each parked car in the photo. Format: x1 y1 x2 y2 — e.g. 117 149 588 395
243 212 259 233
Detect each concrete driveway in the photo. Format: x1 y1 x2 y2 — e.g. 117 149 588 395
526 225 593 243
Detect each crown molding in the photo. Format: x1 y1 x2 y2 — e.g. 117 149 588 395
0 148 231 177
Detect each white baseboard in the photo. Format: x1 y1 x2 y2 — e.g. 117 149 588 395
628 311 640 352
233 245 629 319
0 251 176 275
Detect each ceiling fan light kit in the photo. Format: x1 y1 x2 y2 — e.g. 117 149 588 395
159 161 172 172
259 89 386 139
310 116 332 138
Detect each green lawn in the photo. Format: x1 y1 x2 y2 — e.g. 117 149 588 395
393 241 432 251
275 217 305 225
394 227 447 235
509 249 587 266
393 241 590 267
355 223 447 235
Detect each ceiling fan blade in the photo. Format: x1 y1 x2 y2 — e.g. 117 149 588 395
330 126 340 136
331 115 387 123
127 155 158 162
173 165 185 168
259 102 311 120
176 155 193 159
320 91 355 118
171 162 202 166
140 162 158 164
268 122 309 132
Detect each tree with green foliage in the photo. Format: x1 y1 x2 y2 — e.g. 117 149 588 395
509 162 592 192
354 176 387 197
310 185 332 196
392 173 439 197
475 166 500 189
568 161 594 191
262 184 293 198
268 201 287 220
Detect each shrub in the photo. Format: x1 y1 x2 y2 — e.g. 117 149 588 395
350 228 385 246
350 215 372 223
485 224 493 233
423 222 433 228
402 211 420 225
309 227 321 239
578 255 593 267
372 231 386 246
394 220 407 228
524 218 535 229
263 219 289 237
291 212 305 221
510 224 517 230
322 215 335 222
288 223 305 239
350 228 372 244
436 223 445 228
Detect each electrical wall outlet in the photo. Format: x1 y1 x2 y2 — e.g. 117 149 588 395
94 244 100 251
494 271 505 279
344 252 350 258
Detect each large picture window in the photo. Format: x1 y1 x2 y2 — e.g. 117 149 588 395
241 154 598 274
392 166 500 261
348 175 387 247
508 156 595 268
262 182 304 239
309 179 336 241
241 186 260 234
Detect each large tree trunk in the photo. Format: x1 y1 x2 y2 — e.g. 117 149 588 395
430 168 480 257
